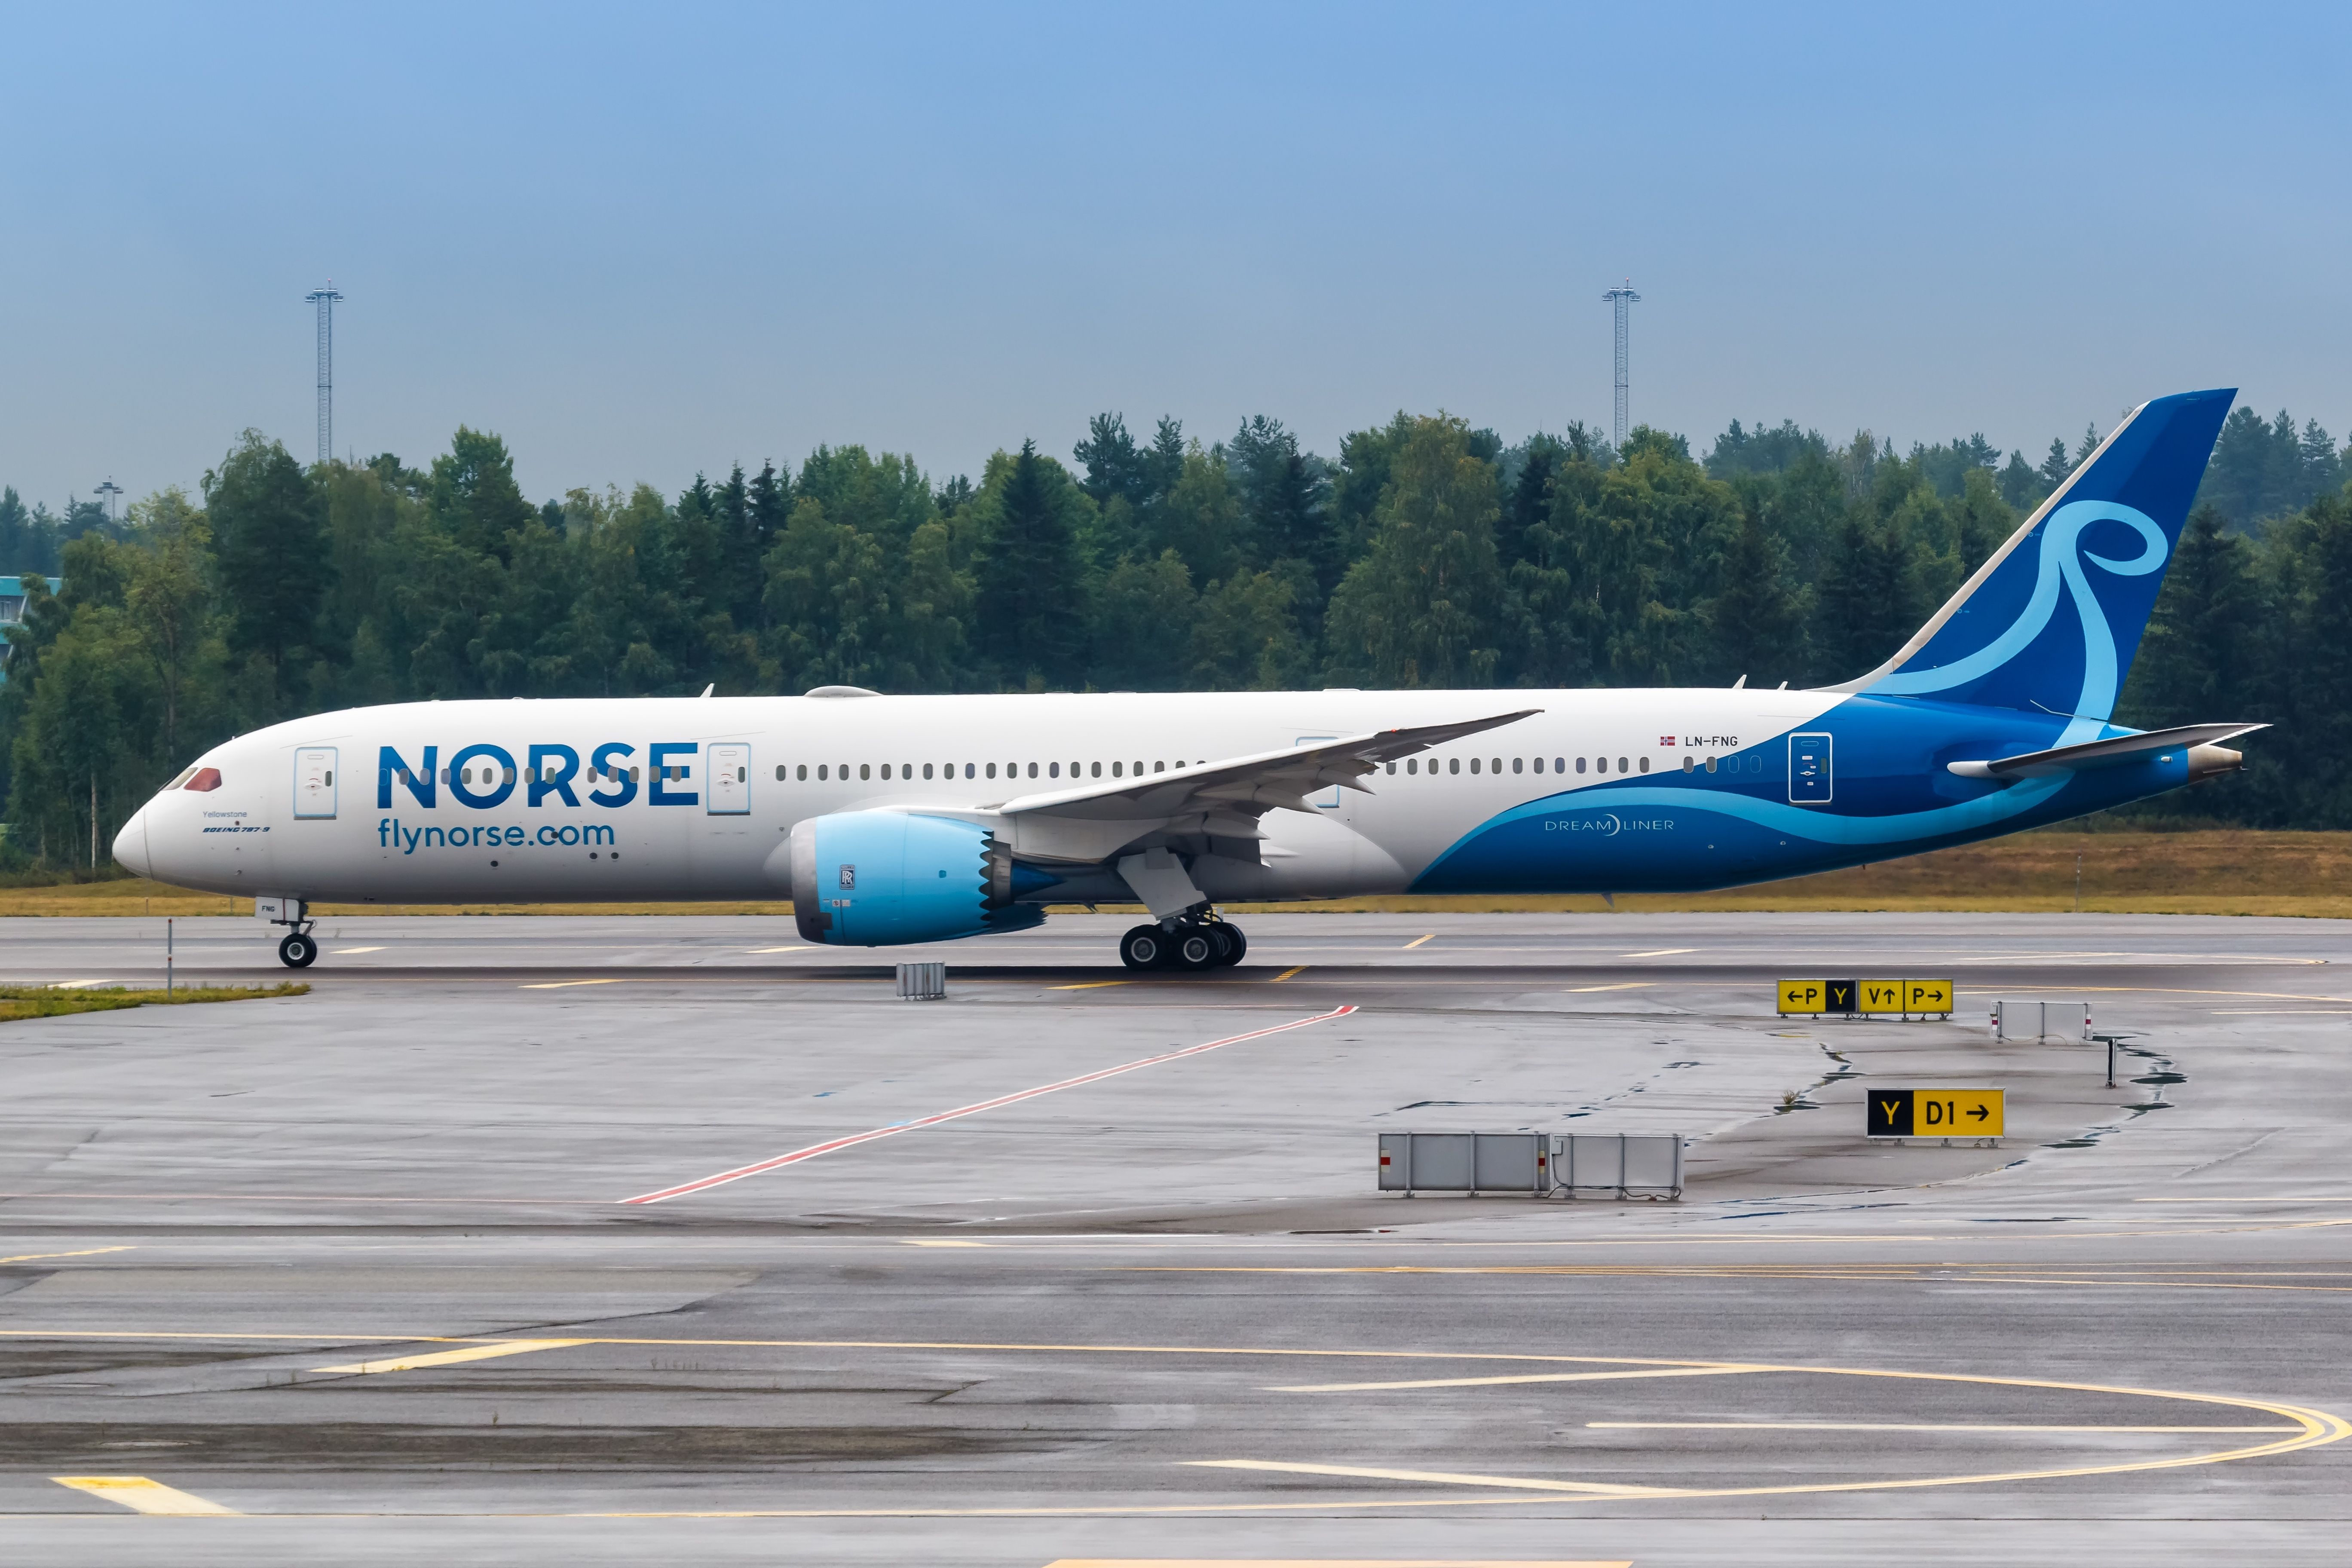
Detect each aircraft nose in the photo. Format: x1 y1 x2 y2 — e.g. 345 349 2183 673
112 804 153 878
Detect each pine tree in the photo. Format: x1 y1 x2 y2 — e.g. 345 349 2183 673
2039 437 2074 494
1703 511 1807 687
975 441 1084 684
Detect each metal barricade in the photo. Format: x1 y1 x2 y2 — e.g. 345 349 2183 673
894 962 946 1000
1989 999 2089 1042
1377 1132 1550 1195
1552 1133 1684 1200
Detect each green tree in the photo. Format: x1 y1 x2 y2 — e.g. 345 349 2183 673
1323 415 1505 687
1703 511 1808 688
204 431 331 704
974 441 1086 685
429 426 536 561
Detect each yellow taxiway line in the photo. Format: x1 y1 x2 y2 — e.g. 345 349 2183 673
311 1338 589 1375
52 1476 239 1516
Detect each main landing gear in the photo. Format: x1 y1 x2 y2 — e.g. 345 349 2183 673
278 931 318 968
1119 918 1246 973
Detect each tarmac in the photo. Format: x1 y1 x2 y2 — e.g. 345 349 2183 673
2 910 2349 1563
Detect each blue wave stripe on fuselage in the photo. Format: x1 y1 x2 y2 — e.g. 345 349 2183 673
1409 703 2189 895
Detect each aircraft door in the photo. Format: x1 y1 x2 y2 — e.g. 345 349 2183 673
707 744 750 815
294 747 337 819
1787 732 1832 804
1294 736 1342 810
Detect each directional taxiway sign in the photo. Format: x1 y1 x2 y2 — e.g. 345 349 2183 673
1778 979 1953 1016
1867 1087 2003 1139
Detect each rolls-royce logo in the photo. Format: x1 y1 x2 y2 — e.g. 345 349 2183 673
839 864 856 890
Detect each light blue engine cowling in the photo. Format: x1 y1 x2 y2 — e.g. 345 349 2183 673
790 811 1050 946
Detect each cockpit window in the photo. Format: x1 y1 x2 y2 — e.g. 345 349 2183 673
184 767 223 792
165 766 199 790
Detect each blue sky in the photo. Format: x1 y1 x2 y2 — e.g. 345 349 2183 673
3 2 2346 509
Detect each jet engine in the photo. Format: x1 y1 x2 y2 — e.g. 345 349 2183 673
790 811 1053 946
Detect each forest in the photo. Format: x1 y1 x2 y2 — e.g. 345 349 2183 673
2 399 2347 873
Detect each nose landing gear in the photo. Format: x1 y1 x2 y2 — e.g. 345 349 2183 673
1118 917 1247 972
264 897 319 968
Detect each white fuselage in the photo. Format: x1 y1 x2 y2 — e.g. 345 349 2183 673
115 689 1841 907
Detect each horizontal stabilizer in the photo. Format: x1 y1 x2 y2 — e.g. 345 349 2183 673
1946 722 2266 781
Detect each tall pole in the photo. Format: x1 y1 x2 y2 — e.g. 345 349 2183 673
304 282 344 466
1602 280 1640 448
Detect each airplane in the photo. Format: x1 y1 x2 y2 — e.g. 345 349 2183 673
114 388 2258 972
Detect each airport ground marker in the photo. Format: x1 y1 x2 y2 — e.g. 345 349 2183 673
620 1004 1358 1204
52 1476 239 1515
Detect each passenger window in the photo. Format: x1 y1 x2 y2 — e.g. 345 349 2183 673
1406 758 1417 774
1637 756 1649 773
1050 762 1060 778
1112 761 1123 777
1028 763 1038 778
1092 761 1102 778
1491 757 1501 773
1577 757 1588 774
1706 756 1717 772
881 764 892 780
986 763 996 778
1617 756 1629 772
860 763 871 781
1683 756 1694 772
923 763 934 780
1555 756 1565 772
1531 757 1543 773
1385 762 1396 775
1512 757 1523 774
1470 757 1481 774
1448 758 1460 775
1154 761 1165 772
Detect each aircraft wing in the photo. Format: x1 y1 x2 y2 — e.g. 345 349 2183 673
1000 709 1542 822
1947 721 2267 781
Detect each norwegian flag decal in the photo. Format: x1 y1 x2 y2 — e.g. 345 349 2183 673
1658 734 1677 747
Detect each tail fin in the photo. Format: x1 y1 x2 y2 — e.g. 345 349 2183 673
1828 388 2234 729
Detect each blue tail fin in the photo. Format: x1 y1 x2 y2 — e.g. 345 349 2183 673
1831 388 2233 729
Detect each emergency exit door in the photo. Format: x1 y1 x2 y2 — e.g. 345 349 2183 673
1787 732 1832 804
706 744 751 814
294 747 337 819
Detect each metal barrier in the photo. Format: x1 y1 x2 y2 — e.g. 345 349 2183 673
1376 1132 1681 1199
1377 1132 1549 1195
1553 1133 1684 1200
894 962 946 1000
1990 999 2089 1041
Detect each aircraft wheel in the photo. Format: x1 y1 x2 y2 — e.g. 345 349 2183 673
1213 923 1246 966
278 932 318 968
1171 928 1218 971
1119 925 1169 971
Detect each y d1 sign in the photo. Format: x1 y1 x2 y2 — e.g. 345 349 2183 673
1868 1088 2003 1139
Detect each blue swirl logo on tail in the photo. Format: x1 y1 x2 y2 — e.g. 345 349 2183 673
1843 388 2234 724
1869 500 2165 744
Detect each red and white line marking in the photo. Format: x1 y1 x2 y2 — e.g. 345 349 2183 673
620 1004 1357 1205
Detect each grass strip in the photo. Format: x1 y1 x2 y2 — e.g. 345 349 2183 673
0 983 308 1023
